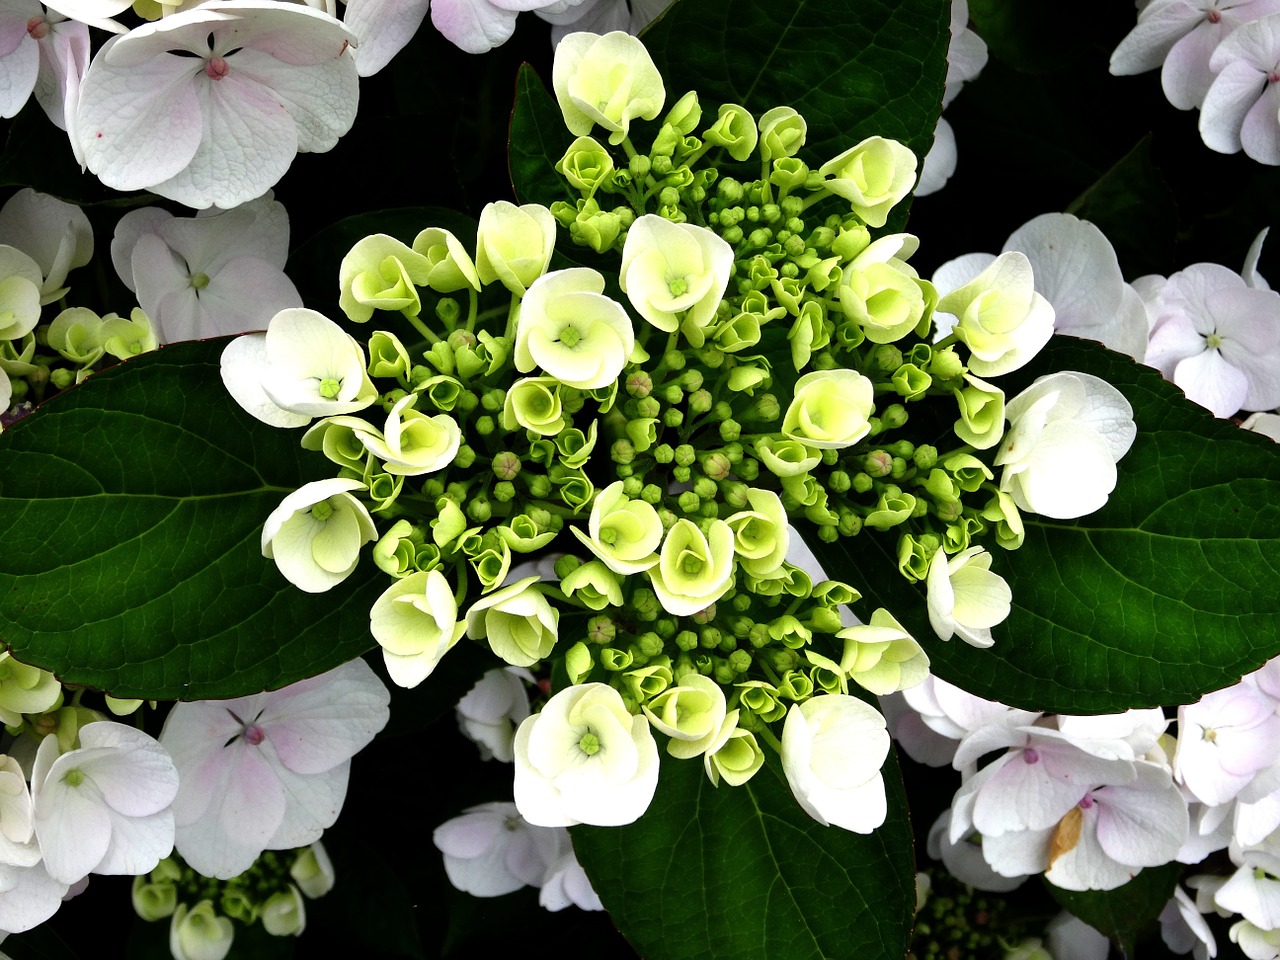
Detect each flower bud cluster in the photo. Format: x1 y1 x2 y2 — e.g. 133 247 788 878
232 30 1139 840
133 845 333 955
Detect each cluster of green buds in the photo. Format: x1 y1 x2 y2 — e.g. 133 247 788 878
2 305 158 429
133 845 333 953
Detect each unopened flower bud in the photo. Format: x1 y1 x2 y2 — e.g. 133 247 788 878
864 450 893 477
612 439 636 464
492 451 521 480
626 371 653 397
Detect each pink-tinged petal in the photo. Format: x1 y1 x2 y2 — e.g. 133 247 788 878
432 0 519 54
1162 19 1227 109
261 661 390 775
227 46 357 153
1200 59 1266 153
111 207 172 291
266 760 349 848
1241 78 1280 163
980 823 1054 878
216 743 287 848
77 46 204 191
33 17 89 133
1093 769 1188 867
147 72 298 210
193 257 302 338
93 808 174 876
191 195 291 270
174 805 263 879
972 742 1128 836
1045 805 1137 892
40 0 131 33
1110 0 1204 76
0 30 37 118
1145 314 1205 376
1172 347 1250 416
206 1 355 66
343 0 430 76
432 807 506 858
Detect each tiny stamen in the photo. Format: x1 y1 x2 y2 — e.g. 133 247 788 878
205 57 230 80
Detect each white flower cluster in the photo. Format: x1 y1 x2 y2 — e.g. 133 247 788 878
887 653 1280 960
1112 0 1280 164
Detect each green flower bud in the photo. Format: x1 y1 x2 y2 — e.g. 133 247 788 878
339 234 431 322
776 669 813 700
132 872 178 921
561 559 623 610
557 135 615 198
565 641 594 684
896 532 939 582
928 345 966 381
864 491 916 531
943 452 994 493
626 417 660 451
892 362 932 400
953 374 1006 450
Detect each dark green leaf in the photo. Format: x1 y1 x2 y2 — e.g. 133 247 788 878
572 749 915 960
810 337 1280 714
0 341 384 701
645 0 948 168
1045 863 1181 958
509 65 578 210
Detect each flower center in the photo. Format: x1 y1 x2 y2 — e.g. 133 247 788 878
1202 726 1218 743
243 724 265 746
1023 747 1040 764
1269 70 1280 85
25 16 48 39
1207 9 1221 23
1079 794 1095 810
668 276 689 298
62 768 85 788
311 500 334 522
1204 333 1223 350
559 325 582 348
578 731 601 756
205 57 230 80
318 377 342 399
189 272 210 290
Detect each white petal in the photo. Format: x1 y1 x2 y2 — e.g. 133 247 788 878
343 0 429 76
1162 19 1225 110
227 45 357 154
93 808 174 876
431 0 518 54
146 72 299 210
77 43 204 191
220 333 310 428
1200 59 1265 154
1173 347 1250 417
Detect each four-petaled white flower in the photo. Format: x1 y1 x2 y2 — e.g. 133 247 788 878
619 215 733 347
370 568 467 688
781 694 890 834
261 477 377 594
995 371 1137 520
552 30 664 145
1144 262 1280 416
221 307 378 429
159 658 390 880
31 722 179 885
513 682 659 827
516 267 634 389
76 0 359 210
111 194 301 342
926 545 1012 648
